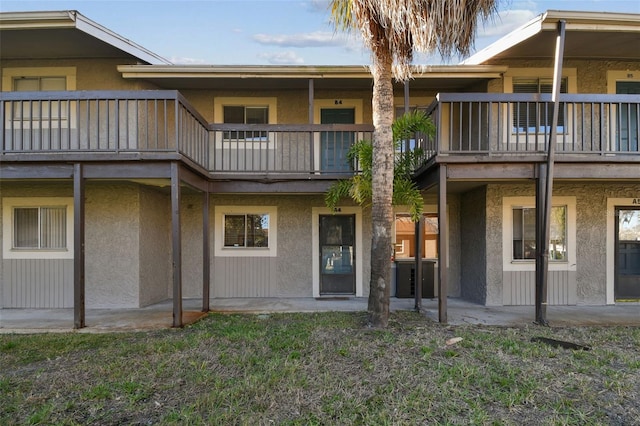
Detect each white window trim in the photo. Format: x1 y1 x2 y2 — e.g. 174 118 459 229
214 97 278 123
3 67 77 130
2 197 74 259
503 68 577 145
312 206 363 298
502 196 576 272
214 206 277 257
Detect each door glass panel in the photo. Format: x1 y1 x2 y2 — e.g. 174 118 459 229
319 214 355 294
616 208 640 299
321 108 355 172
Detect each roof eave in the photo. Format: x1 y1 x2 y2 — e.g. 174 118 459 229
0 10 172 65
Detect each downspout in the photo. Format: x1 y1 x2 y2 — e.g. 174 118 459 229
536 20 566 326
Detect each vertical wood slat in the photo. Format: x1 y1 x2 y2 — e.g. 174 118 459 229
1 259 73 308
503 270 576 305
212 258 276 298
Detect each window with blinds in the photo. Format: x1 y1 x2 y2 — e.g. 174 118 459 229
223 105 268 140
512 78 567 133
13 206 67 250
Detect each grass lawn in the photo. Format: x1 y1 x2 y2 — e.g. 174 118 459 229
1 311 639 425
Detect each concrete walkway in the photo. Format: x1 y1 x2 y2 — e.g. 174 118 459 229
1 298 639 333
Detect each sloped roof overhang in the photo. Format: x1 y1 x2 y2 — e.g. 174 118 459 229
117 64 507 91
464 10 640 65
0 10 171 65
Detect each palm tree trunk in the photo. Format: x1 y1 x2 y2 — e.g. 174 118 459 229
367 52 394 328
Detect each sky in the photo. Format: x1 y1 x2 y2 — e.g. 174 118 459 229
2 0 639 66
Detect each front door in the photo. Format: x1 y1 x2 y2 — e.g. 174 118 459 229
616 82 640 152
615 208 640 300
321 108 355 172
319 214 355 294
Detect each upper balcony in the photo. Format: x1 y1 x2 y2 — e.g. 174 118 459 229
413 93 640 167
2 90 639 183
0 90 372 181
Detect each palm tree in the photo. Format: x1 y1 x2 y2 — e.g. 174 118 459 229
330 0 497 327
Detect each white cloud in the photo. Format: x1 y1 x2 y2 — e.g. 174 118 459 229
258 51 305 65
253 31 346 48
169 56 207 65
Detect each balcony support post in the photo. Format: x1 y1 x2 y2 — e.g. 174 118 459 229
437 164 448 323
171 162 183 327
73 163 86 329
414 215 423 312
536 19 566 326
202 189 210 313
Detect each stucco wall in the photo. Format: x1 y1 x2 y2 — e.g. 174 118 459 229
484 182 640 306
85 183 140 308
489 59 640 94
460 186 487 304
1 58 158 91
139 185 171 306
178 194 373 299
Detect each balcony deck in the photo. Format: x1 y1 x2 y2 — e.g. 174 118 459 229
2 90 638 185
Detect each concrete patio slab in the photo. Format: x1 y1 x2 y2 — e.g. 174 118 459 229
1 298 639 333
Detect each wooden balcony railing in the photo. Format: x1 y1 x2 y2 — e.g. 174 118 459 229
3 91 638 178
208 124 373 175
1 90 374 176
416 93 640 166
1 90 210 168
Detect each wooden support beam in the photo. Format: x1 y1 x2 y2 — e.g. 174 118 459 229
202 190 210 312
414 215 423 312
438 164 448 323
535 163 548 325
537 19 566 327
73 163 85 329
171 162 183 327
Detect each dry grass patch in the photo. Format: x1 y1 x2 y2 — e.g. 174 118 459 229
1 311 639 425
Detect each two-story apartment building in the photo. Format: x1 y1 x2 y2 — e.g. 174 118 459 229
1 10 638 327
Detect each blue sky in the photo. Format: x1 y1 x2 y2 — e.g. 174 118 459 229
2 0 639 65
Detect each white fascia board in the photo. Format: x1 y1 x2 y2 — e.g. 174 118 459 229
73 12 171 65
117 64 506 80
461 12 546 65
0 10 77 29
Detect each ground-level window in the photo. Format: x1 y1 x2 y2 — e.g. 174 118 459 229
512 206 567 261
503 196 576 272
214 205 278 257
394 213 438 259
2 197 74 259
224 213 269 248
13 206 67 249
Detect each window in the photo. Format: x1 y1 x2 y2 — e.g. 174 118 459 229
223 105 268 140
394 213 438 259
512 206 567 261
224 213 269 248
13 206 67 249
512 77 567 133
214 206 278 257
2 198 74 259
12 76 68 122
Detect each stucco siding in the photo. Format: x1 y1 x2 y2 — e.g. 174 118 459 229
460 186 487 304
85 184 140 308
484 182 640 306
139 185 171 306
